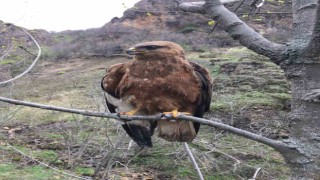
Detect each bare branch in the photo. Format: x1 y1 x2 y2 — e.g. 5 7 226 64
183 143 204 180
180 0 287 64
237 12 292 15
18 45 37 57
0 96 120 119
179 0 239 14
251 0 265 8
0 28 41 86
209 0 246 34
249 167 262 180
0 45 14 60
179 2 206 14
205 0 287 63
0 96 292 153
234 0 246 12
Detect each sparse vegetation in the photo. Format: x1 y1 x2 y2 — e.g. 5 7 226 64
177 24 198 33
0 47 291 179
189 47 290 113
0 60 16 65
0 0 296 178
0 164 58 180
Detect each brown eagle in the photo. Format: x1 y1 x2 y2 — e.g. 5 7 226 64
101 41 213 147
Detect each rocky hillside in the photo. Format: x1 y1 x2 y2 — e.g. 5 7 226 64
54 0 292 59
0 21 54 81
1 0 293 62
0 0 293 82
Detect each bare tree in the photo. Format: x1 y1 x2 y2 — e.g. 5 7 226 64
180 0 320 179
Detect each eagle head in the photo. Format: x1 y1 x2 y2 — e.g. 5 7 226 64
126 41 185 60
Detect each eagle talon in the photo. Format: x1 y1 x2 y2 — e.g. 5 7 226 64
163 109 191 118
119 108 140 116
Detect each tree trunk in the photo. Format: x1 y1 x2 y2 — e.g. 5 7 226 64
284 63 320 180
180 0 320 179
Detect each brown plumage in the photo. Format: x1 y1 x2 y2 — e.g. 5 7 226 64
101 41 213 147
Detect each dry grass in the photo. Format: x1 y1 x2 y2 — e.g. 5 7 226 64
0 49 290 179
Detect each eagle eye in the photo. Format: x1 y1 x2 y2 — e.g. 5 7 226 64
144 45 160 50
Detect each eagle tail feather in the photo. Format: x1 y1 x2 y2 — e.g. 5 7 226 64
122 123 153 147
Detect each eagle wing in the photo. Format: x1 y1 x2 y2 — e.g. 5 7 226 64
190 61 213 117
190 61 213 133
101 63 157 147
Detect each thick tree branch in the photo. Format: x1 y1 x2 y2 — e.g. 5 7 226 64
179 2 206 14
180 0 288 64
178 0 239 14
0 28 41 86
0 96 293 154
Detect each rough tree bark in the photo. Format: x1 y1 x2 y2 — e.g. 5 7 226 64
180 0 320 179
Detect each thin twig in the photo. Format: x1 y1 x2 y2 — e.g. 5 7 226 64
238 12 292 15
193 140 241 167
125 147 145 167
0 106 23 123
0 28 41 85
214 149 241 167
183 142 204 180
0 45 15 60
251 0 265 9
5 141 91 180
18 45 37 57
234 0 247 12
249 167 262 180
94 131 126 177
208 0 246 35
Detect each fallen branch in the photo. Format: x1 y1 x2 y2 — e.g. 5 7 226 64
249 167 262 180
0 96 292 154
183 142 204 180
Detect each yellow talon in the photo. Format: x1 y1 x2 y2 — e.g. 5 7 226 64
120 108 140 116
163 109 191 117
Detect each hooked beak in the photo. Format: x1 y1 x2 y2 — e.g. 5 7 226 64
126 47 138 55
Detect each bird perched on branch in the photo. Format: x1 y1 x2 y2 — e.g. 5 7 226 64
101 41 213 147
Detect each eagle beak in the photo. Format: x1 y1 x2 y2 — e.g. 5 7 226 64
126 47 138 55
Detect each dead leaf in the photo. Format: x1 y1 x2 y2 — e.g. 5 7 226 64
8 127 22 139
